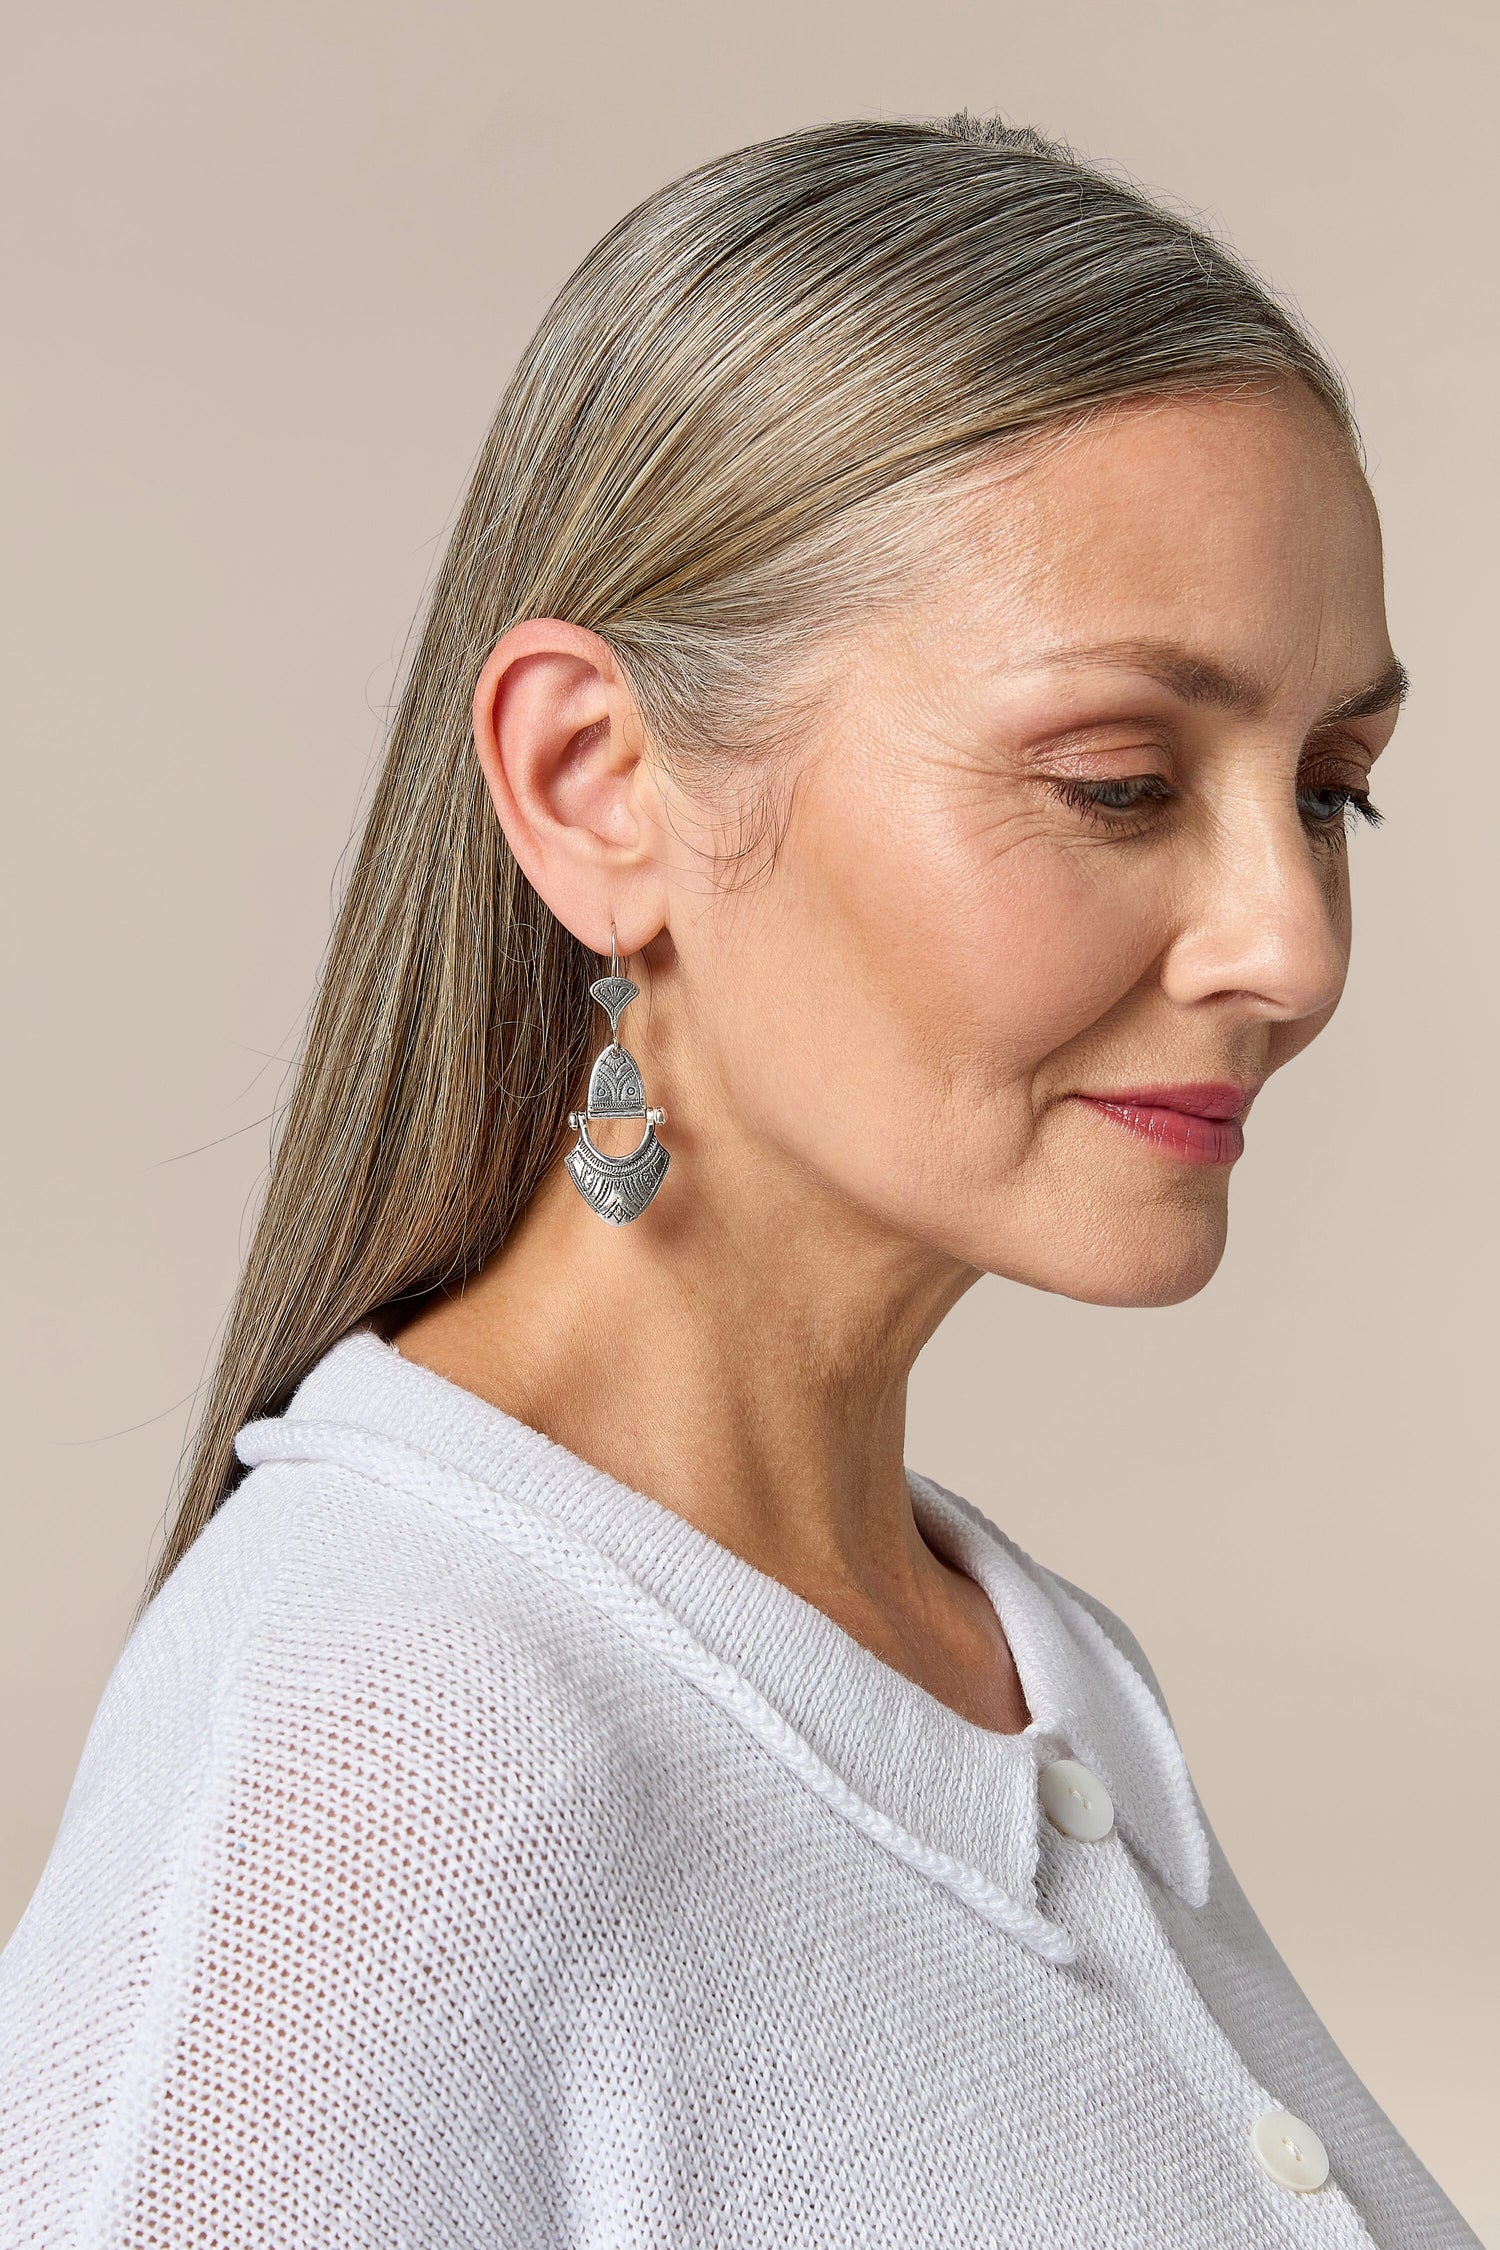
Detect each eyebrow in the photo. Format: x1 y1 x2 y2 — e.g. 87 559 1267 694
1036 640 1410 725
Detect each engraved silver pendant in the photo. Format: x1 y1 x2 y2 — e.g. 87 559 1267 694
565 928 671 1226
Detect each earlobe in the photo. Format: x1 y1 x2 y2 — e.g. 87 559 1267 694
470 620 665 955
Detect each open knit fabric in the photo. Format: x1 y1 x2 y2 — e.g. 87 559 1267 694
0 1330 1478 2247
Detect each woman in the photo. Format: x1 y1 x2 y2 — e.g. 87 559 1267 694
0 113 1476 2247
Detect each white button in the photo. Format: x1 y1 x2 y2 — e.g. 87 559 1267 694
1038 1758 1114 1841
1249 2109 1330 2192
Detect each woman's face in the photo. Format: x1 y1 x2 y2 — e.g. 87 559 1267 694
656 382 1402 1308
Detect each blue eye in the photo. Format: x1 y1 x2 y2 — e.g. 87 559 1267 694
1050 776 1174 823
1298 784 1384 832
1084 780 1159 809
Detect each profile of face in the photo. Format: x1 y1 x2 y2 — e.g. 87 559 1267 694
479 381 1401 1312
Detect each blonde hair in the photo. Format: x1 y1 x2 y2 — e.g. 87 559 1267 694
145 113 1355 1603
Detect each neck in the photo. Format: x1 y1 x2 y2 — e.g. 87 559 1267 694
392 1141 1034 1734
391 1146 979 1618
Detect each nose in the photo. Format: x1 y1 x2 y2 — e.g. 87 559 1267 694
1160 798 1349 1023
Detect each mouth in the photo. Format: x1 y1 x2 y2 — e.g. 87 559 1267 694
1070 1082 1259 1167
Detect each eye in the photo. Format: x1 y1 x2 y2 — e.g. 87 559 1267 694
1298 781 1385 838
1048 776 1175 826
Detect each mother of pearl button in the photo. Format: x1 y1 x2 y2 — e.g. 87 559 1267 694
1038 1758 1115 1841
1249 2108 1330 2192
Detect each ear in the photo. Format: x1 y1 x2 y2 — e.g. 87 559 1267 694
472 619 670 957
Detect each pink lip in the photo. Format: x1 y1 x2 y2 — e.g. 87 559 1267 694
1072 1082 1258 1167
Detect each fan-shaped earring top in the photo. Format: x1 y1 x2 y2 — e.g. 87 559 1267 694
565 927 671 1225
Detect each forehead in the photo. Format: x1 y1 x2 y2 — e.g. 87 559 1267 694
928 385 1390 696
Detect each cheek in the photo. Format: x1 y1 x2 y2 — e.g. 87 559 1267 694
935 847 1166 1086
708 763 1169 1164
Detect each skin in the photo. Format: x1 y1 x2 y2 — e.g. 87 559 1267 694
394 380 1403 1736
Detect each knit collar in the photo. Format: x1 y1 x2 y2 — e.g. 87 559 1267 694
238 1329 1210 1960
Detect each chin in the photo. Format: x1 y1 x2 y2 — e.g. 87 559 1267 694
987 1209 1231 1310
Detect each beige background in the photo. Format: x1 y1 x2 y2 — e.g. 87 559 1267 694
3 0 1496 2234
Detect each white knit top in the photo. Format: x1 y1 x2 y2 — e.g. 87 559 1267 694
0 1330 1477 2247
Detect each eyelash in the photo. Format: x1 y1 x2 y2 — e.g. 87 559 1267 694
1049 775 1385 842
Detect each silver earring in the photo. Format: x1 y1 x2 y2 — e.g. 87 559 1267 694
565 925 671 1225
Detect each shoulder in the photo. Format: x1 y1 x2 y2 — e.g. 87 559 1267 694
183 1449 650 1787
0 1458 647 2237
59 1447 658 1914
19 1449 669 2015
